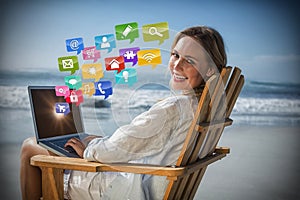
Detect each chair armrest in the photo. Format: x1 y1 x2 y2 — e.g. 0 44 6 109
31 155 186 178
30 147 230 179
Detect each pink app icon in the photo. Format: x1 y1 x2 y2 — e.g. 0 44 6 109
55 86 70 98
82 46 101 62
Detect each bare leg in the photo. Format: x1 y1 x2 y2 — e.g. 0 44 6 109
20 137 49 200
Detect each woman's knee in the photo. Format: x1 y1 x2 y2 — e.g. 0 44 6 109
20 137 47 159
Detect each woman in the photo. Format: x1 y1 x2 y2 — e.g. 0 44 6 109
20 26 227 200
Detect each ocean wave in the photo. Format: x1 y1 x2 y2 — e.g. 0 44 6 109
0 86 30 110
232 97 300 117
1 86 299 119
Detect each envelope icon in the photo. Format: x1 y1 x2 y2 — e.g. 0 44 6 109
62 59 74 69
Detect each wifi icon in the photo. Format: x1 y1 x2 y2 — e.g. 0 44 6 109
137 49 162 69
142 52 156 62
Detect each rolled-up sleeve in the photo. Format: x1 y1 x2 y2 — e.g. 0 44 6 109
83 97 180 163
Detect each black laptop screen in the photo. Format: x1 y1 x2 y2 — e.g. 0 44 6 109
29 87 84 139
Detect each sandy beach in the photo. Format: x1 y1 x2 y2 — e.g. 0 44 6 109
1 124 299 200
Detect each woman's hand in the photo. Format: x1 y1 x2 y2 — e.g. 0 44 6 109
64 137 86 158
64 135 102 158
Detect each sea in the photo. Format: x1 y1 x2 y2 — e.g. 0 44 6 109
0 69 300 144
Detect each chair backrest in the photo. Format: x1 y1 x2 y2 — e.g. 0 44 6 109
164 66 245 200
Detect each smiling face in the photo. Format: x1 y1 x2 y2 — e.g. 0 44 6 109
169 36 214 91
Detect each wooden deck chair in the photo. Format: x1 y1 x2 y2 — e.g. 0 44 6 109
31 66 244 200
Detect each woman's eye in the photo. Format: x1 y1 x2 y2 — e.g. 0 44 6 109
171 52 179 58
186 59 194 65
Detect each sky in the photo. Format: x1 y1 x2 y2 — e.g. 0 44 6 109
1 0 299 83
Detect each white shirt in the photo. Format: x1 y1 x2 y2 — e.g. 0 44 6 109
67 94 199 200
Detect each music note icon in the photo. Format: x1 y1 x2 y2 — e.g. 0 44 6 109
84 84 90 93
80 82 95 97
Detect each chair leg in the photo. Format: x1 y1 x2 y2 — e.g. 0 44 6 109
40 167 64 200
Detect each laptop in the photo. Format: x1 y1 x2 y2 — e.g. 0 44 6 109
28 86 89 158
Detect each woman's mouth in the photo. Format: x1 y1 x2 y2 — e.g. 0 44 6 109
173 73 187 82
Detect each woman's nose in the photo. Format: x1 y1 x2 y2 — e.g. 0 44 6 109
173 58 184 70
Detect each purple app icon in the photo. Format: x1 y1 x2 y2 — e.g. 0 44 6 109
55 103 70 115
119 47 140 66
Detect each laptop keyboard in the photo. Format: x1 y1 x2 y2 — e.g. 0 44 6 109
49 136 79 154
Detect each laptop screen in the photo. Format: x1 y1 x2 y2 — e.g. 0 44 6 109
28 86 84 139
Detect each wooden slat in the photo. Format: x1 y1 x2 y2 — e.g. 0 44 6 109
227 75 245 117
208 67 230 121
31 155 186 178
182 170 199 199
195 118 233 132
188 166 207 199
221 66 232 85
215 146 230 154
225 67 241 109
174 173 190 199
213 67 233 121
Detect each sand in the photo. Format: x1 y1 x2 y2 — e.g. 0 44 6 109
1 125 299 199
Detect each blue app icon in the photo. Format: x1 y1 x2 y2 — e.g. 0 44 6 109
95 34 116 53
94 80 113 99
66 37 84 54
115 68 137 86
55 103 70 115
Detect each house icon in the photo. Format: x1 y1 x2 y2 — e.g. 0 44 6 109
110 59 120 69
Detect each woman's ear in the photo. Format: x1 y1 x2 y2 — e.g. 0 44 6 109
205 67 215 77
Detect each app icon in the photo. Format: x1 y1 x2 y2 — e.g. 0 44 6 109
66 37 84 54
94 80 113 99
82 46 101 62
58 56 79 74
119 47 140 66
115 68 137 86
66 90 84 106
142 22 169 45
64 75 82 90
80 82 95 97
55 86 70 98
81 63 103 82
115 22 139 43
95 34 116 53
55 102 70 115
105 56 125 74
137 49 162 69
